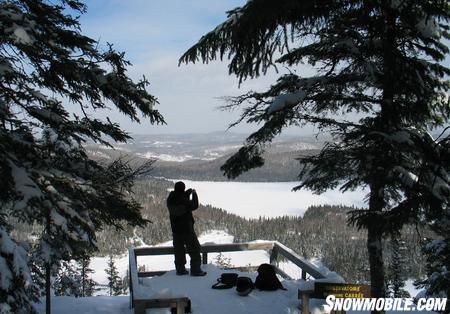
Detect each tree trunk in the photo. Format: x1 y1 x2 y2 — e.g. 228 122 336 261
366 3 396 312
46 262 51 314
45 211 51 314
367 224 385 296
81 261 86 297
368 182 386 314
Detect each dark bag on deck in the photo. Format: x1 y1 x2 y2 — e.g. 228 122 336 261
211 273 239 289
254 263 286 291
236 276 254 296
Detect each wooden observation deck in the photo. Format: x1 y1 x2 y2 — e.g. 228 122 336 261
128 241 327 314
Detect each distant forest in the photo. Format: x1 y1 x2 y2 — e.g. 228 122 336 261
150 151 303 181
91 178 428 284
87 148 320 182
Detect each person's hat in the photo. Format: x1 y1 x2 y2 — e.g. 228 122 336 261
236 276 254 296
174 181 185 192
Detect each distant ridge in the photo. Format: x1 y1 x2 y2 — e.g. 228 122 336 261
85 132 323 181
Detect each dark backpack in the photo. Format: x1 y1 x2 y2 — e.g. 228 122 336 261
211 273 239 289
254 263 286 291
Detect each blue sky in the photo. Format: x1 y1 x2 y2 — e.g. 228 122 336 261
79 0 281 135
78 1 449 136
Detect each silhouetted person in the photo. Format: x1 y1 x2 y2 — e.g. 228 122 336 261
166 181 206 276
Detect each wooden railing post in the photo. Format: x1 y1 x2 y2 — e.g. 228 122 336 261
129 247 142 311
302 270 307 280
301 292 310 314
202 252 208 264
129 265 133 309
128 248 135 309
269 244 278 266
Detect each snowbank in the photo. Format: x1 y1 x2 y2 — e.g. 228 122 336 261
34 296 130 314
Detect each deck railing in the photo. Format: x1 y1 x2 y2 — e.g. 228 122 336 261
129 241 326 312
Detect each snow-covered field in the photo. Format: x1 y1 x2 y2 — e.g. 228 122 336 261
174 180 367 218
137 152 195 162
35 296 131 314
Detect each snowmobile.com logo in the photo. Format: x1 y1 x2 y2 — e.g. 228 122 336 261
325 295 447 312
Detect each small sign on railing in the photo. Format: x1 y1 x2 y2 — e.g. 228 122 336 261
298 282 371 314
311 283 371 299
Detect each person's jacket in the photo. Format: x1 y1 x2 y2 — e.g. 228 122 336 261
166 190 199 234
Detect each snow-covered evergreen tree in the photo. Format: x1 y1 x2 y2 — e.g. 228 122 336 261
0 0 164 312
181 0 449 300
78 257 96 297
53 261 82 297
387 233 410 298
105 255 122 296
419 237 450 299
0 226 37 313
415 131 450 301
121 269 130 295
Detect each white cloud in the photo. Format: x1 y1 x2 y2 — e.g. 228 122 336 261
77 1 322 135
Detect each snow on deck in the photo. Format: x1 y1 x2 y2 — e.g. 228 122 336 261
34 265 305 314
137 264 302 313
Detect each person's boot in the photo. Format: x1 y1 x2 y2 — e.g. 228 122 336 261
190 269 207 276
176 268 189 276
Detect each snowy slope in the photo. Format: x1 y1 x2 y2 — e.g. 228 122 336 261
35 296 131 314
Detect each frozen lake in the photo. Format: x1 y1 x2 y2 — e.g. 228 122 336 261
175 180 367 219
